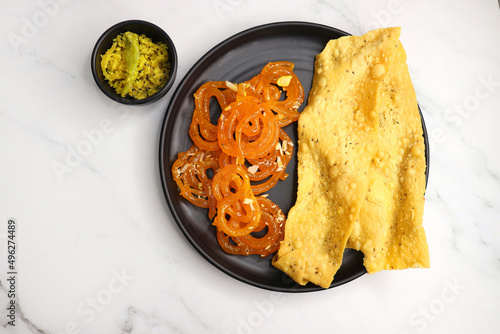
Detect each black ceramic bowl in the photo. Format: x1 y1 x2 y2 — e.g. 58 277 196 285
91 20 178 105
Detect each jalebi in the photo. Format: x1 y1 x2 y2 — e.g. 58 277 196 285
237 61 304 127
216 197 286 257
189 81 237 151
173 61 304 257
212 164 261 237
171 145 221 219
219 128 293 194
218 96 279 163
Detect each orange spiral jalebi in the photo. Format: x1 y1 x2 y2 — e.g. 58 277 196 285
189 81 237 151
251 61 304 127
219 128 293 194
216 197 286 257
171 145 221 219
173 61 305 257
212 164 261 237
217 96 279 163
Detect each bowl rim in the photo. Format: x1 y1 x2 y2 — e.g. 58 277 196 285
91 19 178 105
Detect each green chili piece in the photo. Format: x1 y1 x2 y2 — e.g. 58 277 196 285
121 32 140 97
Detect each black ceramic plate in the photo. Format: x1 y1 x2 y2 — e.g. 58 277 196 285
159 21 429 292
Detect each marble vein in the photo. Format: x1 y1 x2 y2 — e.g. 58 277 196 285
0 280 48 334
120 306 181 334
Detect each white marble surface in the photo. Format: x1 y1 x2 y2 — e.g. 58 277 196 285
1 0 499 333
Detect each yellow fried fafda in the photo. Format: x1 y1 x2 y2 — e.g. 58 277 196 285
272 27 429 288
